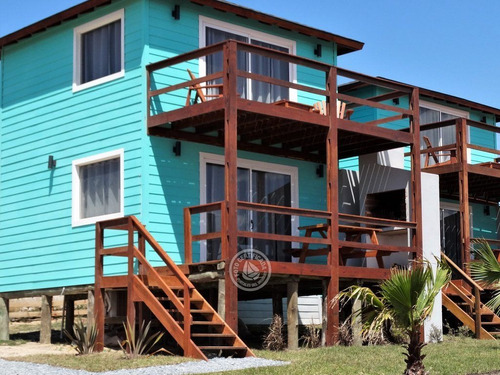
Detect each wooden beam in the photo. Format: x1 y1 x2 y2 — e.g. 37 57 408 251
458 118 471 269
40 295 52 344
87 290 95 328
94 221 105 352
64 297 75 334
338 266 391 280
326 66 340 346
287 278 299 350
272 292 283 318
410 88 423 261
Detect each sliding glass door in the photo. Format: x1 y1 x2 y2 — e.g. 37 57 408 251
204 161 293 262
204 26 290 103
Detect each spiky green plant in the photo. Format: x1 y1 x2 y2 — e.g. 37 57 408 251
119 320 165 359
470 240 500 313
64 319 99 355
333 262 451 375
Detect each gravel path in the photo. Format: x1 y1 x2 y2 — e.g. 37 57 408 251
0 357 289 375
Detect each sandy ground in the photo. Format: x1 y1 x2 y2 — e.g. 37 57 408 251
0 342 75 358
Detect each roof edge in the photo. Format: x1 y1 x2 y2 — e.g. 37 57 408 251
0 0 364 55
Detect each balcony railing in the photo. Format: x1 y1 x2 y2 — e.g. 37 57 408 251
146 40 419 162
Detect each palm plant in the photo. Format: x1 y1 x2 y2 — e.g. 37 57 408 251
64 319 99 355
119 320 165 359
470 240 500 313
334 262 450 375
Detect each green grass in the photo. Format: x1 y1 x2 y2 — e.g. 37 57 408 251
4 336 500 374
220 336 500 375
5 351 193 372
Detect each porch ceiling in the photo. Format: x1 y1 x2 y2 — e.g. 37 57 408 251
149 108 408 163
439 172 500 202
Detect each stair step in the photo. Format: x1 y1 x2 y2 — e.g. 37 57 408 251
481 322 500 326
191 309 214 314
158 297 203 302
198 346 247 351
192 333 235 338
176 320 225 326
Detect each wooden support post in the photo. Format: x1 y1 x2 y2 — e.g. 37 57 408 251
94 222 105 352
351 299 363 346
326 66 340 346
0 298 9 341
223 40 239 333
272 292 283 318
40 295 52 344
64 296 75 334
321 280 327 347
287 278 299 350
409 88 423 260
217 277 226 320
184 208 193 264
457 118 471 269
474 286 482 339
87 290 95 327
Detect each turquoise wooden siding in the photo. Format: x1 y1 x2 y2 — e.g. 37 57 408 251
0 0 146 293
471 202 499 240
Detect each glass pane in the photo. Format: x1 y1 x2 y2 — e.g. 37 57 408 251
251 170 291 261
250 40 289 103
81 20 121 84
205 27 248 98
205 163 250 260
80 158 120 218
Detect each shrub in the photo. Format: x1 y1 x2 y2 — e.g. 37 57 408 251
119 320 165 359
263 315 286 351
64 319 99 355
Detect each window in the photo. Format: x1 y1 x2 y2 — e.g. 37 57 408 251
199 17 296 102
72 149 124 226
73 9 124 91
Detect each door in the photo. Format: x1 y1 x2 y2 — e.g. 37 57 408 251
442 209 461 267
203 156 295 262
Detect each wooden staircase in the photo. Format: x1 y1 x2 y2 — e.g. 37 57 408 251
95 216 254 360
441 253 500 340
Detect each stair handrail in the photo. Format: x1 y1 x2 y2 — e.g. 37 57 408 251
441 251 483 339
441 252 484 292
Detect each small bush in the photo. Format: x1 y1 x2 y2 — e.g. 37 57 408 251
64 319 99 355
119 320 165 359
263 315 286 351
301 323 321 348
428 324 443 343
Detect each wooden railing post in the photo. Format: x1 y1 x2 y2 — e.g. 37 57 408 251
457 118 471 269
183 284 191 356
220 201 228 260
409 87 423 261
126 217 136 329
94 221 105 352
474 286 482 339
184 207 193 264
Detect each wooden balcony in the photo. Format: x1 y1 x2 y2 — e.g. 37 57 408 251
146 40 419 163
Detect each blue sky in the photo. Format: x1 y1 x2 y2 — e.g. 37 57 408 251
1 0 499 108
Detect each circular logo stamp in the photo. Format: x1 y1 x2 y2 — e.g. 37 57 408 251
229 249 272 291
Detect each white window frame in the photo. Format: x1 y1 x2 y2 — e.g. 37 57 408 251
199 16 297 102
73 9 125 92
199 152 299 262
72 149 124 227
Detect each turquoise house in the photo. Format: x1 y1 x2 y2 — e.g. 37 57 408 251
0 0 498 354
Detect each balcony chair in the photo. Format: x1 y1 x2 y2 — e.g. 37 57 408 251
312 100 353 119
185 69 224 106
422 136 457 168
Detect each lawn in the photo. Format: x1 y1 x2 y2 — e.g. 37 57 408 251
3 336 499 374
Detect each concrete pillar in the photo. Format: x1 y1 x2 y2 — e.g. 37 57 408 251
287 278 299 350
351 299 363 346
40 295 52 344
87 290 95 327
321 280 327 346
217 278 226 320
0 298 9 341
